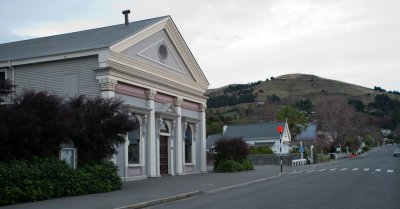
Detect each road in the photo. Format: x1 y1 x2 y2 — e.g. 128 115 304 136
155 145 400 209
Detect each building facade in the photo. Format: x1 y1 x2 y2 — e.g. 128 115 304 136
0 15 209 180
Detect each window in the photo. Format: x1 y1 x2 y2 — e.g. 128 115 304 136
63 73 78 97
0 71 5 89
128 116 140 164
185 124 193 163
158 44 168 62
160 121 169 134
0 71 5 82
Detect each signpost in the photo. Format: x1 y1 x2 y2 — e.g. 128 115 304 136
276 125 284 173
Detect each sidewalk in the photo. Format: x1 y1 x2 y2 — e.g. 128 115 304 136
1 164 321 209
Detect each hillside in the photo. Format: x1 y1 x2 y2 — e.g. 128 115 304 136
205 73 400 135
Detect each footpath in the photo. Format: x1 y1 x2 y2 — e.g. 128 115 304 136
1 163 332 209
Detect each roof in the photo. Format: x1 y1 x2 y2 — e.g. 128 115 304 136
223 122 286 139
206 135 224 149
0 16 169 62
295 124 317 141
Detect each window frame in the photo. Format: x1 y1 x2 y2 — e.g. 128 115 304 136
127 115 141 166
184 123 194 164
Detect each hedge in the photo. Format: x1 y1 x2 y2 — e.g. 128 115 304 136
214 159 254 172
0 158 122 206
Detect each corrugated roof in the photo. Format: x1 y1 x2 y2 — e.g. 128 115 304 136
0 16 169 62
206 135 224 149
223 122 285 139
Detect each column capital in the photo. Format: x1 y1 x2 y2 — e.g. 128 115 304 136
146 89 157 100
174 97 183 107
199 103 207 112
99 78 117 91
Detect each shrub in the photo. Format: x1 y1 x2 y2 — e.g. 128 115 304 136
250 146 273 154
362 146 369 152
0 158 122 206
214 137 249 163
214 158 254 172
213 137 253 172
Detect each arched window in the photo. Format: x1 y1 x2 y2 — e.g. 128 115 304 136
160 121 169 134
128 116 140 164
185 124 193 163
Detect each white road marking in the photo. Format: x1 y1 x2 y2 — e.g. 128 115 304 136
330 168 337 171
307 170 315 173
375 169 381 172
352 168 359 171
387 170 394 173
295 170 303 174
340 168 348 171
363 168 370 171
319 169 326 172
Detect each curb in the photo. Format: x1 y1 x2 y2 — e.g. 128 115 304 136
113 191 204 209
208 172 288 194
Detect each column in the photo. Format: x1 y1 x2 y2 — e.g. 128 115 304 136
99 78 117 164
146 89 157 177
174 97 184 175
200 103 207 172
99 78 117 98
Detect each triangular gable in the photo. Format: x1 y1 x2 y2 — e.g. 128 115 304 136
158 103 178 115
108 16 209 93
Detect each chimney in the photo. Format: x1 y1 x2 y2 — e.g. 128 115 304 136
122 10 130 26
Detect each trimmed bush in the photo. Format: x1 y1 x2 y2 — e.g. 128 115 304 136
0 158 122 206
214 158 254 172
213 137 253 172
250 146 273 154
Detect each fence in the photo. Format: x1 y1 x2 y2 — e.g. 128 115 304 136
248 153 301 165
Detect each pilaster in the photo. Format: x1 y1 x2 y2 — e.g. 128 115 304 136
174 96 184 175
200 103 207 172
146 89 157 177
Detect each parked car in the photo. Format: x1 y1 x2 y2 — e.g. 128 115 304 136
394 149 400 157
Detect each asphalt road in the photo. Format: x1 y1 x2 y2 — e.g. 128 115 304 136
155 145 400 209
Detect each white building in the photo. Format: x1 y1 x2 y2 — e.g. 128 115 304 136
0 13 209 181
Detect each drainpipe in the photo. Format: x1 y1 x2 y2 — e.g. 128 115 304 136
8 60 15 100
8 60 15 86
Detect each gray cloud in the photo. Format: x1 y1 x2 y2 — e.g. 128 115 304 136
1 0 399 90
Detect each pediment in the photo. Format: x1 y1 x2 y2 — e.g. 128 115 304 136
108 17 209 95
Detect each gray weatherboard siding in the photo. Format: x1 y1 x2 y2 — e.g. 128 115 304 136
14 56 101 98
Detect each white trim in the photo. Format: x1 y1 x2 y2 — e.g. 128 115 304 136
137 39 186 74
0 49 107 68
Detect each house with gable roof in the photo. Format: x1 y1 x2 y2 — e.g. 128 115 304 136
0 11 209 181
207 122 291 154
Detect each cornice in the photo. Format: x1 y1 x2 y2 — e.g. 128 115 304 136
109 17 209 88
97 65 207 103
0 49 106 68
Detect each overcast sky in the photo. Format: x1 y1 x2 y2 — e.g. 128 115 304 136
1 0 399 90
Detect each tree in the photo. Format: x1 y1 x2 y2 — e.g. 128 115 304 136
67 96 136 164
0 91 69 160
276 106 309 140
315 98 361 150
0 79 15 103
0 91 135 164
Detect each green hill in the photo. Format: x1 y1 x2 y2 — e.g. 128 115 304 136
205 73 400 136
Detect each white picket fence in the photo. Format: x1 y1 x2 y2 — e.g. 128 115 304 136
292 159 307 167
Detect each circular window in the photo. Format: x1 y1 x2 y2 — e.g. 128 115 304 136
158 44 168 62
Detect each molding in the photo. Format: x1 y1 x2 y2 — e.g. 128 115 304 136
156 111 179 120
109 17 209 88
0 49 107 68
99 78 117 91
103 62 208 102
108 52 207 92
199 103 207 112
182 116 200 123
145 89 157 100
121 104 152 115
174 97 183 107
136 39 186 74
